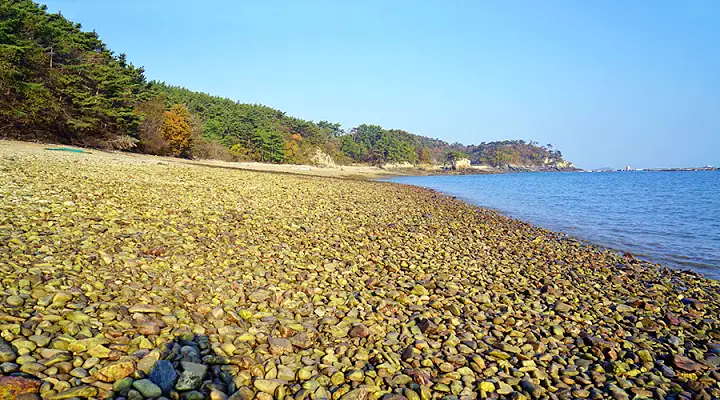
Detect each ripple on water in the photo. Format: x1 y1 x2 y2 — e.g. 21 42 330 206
390 171 720 280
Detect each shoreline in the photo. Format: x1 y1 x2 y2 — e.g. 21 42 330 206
384 177 719 281
1 141 719 399
0 140 577 181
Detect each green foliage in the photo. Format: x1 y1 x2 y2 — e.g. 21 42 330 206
317 120 344 137
148 82 343 163
252 129 285 163
445 150 469 163
339 125 420 165
339 135 367 161
466 140 564 167
0 0 147 145
0 1 572 168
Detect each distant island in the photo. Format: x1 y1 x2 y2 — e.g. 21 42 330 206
0 0 573 172
587 165 717 172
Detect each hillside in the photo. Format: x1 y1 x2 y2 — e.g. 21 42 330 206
0 0 574 170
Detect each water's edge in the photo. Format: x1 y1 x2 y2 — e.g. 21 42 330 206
381 175 719 281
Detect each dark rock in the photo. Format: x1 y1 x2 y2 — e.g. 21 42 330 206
0 341 17 362
416 318 438 334
670 354 704 372
149 359 178 394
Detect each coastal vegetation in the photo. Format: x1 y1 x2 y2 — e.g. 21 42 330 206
1 2 717 400
0 0 571 170
1 144 719 399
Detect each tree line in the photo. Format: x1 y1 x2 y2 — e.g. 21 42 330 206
0 0 570 168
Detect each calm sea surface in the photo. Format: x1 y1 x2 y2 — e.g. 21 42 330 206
389 171 720 280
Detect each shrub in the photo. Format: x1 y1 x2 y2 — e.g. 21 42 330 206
192 139 233 161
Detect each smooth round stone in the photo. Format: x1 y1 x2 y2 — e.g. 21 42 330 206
184 391 205 400
346 370 364 382
82 357 101 369
19 362 45 375
52 292 73 303
16 355 37 365
0 342 17 362
1 362 19 373
12 340 37 352
6 295 24 306
70 367 89 378
28 336 51 348
210 389 229 400
132 379 162 398
298 368 313 381
114 377 134 393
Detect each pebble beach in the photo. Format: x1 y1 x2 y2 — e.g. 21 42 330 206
1 143 719 400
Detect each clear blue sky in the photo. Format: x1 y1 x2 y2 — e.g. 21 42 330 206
42 0 719 169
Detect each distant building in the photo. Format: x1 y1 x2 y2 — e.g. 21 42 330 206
623 165 632 171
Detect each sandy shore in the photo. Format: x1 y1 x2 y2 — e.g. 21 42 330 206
1 140 719 399
0 140 424 180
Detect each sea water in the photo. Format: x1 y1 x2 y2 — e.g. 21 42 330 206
389 171 720 280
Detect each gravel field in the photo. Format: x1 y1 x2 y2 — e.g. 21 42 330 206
1 142 719 400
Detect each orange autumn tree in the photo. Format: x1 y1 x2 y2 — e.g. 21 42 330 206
162 104 193 157
284 133 302 162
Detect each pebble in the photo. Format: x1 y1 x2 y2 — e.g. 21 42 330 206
6 295 24 306
180 361 208 378
47 385 98 399
149 360 178 394
132 379 163 398
349 324 371 338
0 342 17 362
175 370 203 391
267 337 293 355
113 377 134 393
0 146 718 400
254 379 284 394
93 360 136 382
